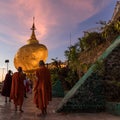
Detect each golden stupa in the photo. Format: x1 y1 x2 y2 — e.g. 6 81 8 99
14 21 48 73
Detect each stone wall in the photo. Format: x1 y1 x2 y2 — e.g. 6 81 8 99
104 43 120 101
104 44 120 81
56 73 105 112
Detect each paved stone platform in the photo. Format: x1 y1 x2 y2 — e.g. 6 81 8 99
0 94 120 120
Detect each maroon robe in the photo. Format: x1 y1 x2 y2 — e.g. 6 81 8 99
10 72 25 106
33 66 52 111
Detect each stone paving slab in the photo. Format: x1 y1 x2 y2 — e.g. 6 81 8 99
0 94 120 120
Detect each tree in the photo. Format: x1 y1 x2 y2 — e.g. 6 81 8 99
79 32 105 52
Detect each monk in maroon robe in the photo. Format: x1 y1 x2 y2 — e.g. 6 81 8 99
10 67 25 112
33 60 52 115
1 70 12 102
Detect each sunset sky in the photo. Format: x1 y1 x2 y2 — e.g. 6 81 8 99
0 0 118 80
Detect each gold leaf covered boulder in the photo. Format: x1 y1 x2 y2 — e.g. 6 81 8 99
14 21 48 73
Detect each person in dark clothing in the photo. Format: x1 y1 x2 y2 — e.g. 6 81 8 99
1 70 12 102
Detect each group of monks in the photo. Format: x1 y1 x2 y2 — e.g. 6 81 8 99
2 60 52 115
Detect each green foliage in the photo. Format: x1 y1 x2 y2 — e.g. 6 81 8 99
114 20 120 31
63 19 120 98
56 66 79 90
102 20 120 41
79 32 105 51
79 63 90 73
64 43 80 72
93 60 105 76
64 69 79 89
64 44 80 62
50 68 59 86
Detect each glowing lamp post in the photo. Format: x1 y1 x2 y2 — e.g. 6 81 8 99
5 59 9 72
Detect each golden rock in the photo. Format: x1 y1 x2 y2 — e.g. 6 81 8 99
14 22 48 73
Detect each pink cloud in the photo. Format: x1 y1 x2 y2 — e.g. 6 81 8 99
0 0 116 73
0 0 114 49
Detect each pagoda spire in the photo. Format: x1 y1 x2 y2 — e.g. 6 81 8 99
30 17 37 40
27 17 39 44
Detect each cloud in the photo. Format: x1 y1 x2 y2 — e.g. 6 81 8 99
0 0 114 49
0 0 116 74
